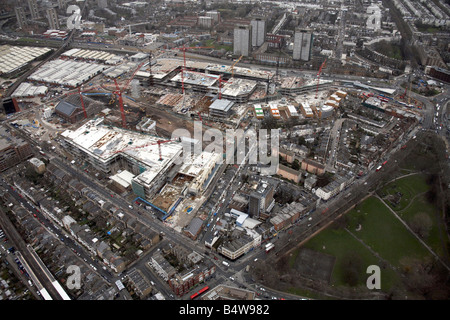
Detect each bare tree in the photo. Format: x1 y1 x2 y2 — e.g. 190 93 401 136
409 212 432 240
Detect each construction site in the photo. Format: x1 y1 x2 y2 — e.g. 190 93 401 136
4 39 424 236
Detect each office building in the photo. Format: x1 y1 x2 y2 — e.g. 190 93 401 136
233 24 252 57
198 16 213 29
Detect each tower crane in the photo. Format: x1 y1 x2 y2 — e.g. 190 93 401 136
173 45 213 94
124 22 151 37
230 55 243 78
113 137 180 161
315 58 327 99
64 87 88 119
218 74 229 100
112 60 147 128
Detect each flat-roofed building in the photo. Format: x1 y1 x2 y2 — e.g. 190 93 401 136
300 102 314 118
61 118 183 200
198 16 213 29
254 104 264 119
15 7 27 29
270 202 306 231
209 99 234 118
217 228 261 260
0 126 33 172
248 181 274 218
301 158 325 175
286 105 299 117
28 157 45 174
250 18 266 47
277 163 301 183
315 174 355 201
234 24 252 57
28 0 40 20
46 8 60 30
293 29 313 62
206 11 220 23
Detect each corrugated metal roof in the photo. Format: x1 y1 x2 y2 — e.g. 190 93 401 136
55 100 79 117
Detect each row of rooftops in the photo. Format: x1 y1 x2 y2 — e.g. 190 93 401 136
28 58 107 88
0 45 52 75
11 205 112 299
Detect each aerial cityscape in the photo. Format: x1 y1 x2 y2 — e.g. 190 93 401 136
0 0 449 305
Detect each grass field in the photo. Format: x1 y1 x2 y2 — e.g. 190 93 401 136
296 225 401 291
377 174 430 211
398 194 447 258
377 173 448 259
346 197 431 267
290 195 435 296
281 133 449 299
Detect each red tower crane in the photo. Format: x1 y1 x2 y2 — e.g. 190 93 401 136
315 58 327 99
63 86 89 119
218 74 230 100
173 45 213 94
112 60 147 128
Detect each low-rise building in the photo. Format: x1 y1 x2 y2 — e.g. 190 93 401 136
314 174 355 201
0 126 33 172
277 164 301 183
301 158 325 175
28 157 46 174
270 202 307 231
217 228 261 260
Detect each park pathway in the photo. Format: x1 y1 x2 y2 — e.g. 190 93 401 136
376 195 450 272
344 228 402 276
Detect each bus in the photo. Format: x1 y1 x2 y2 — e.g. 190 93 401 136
190 286 209 300
265 243 274 253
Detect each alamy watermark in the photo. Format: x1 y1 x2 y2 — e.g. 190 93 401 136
366 265 381 290
66 265 81 290
66 4 83 30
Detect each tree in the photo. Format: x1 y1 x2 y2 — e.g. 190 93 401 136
297 136 306 146
261 117 278 130
341 252 363 287
292 159 300 171
410 212 432 240
399 256 449 299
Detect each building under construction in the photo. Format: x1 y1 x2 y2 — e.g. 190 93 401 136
61 118 222 202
